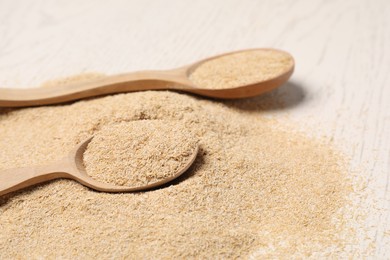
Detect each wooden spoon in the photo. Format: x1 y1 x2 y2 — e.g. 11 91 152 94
0 137 199 196
0 48 294 107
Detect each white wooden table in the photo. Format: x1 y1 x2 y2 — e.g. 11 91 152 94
1 0 389 257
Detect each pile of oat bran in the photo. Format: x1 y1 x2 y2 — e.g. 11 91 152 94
0 82 359 258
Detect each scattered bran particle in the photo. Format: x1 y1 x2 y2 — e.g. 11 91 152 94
83 120 198 187
189 49 293 89
0 75 367 258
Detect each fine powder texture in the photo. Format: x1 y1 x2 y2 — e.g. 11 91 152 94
0 86 359 258
83 121 197 187
40 72 106 88
189 49 294 89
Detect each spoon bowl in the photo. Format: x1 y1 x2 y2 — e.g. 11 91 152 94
0 48 294 107
0 137 199 196
185 48 294 98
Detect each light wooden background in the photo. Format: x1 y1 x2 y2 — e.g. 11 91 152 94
1 0 389 257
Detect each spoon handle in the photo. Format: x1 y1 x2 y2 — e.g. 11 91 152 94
0 69 191 107
0 162 70 196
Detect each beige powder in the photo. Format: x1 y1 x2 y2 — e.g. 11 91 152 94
0 78 363 258
40 72 106 88
83 120 197 187
189 49 294 89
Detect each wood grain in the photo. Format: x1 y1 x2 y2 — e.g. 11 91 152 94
0 0 389 256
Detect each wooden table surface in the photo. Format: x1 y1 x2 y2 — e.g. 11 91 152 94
1 0 389 257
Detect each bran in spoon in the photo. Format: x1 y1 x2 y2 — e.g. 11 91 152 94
189 49 293 89
0 74 367 258
83 120 197 187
